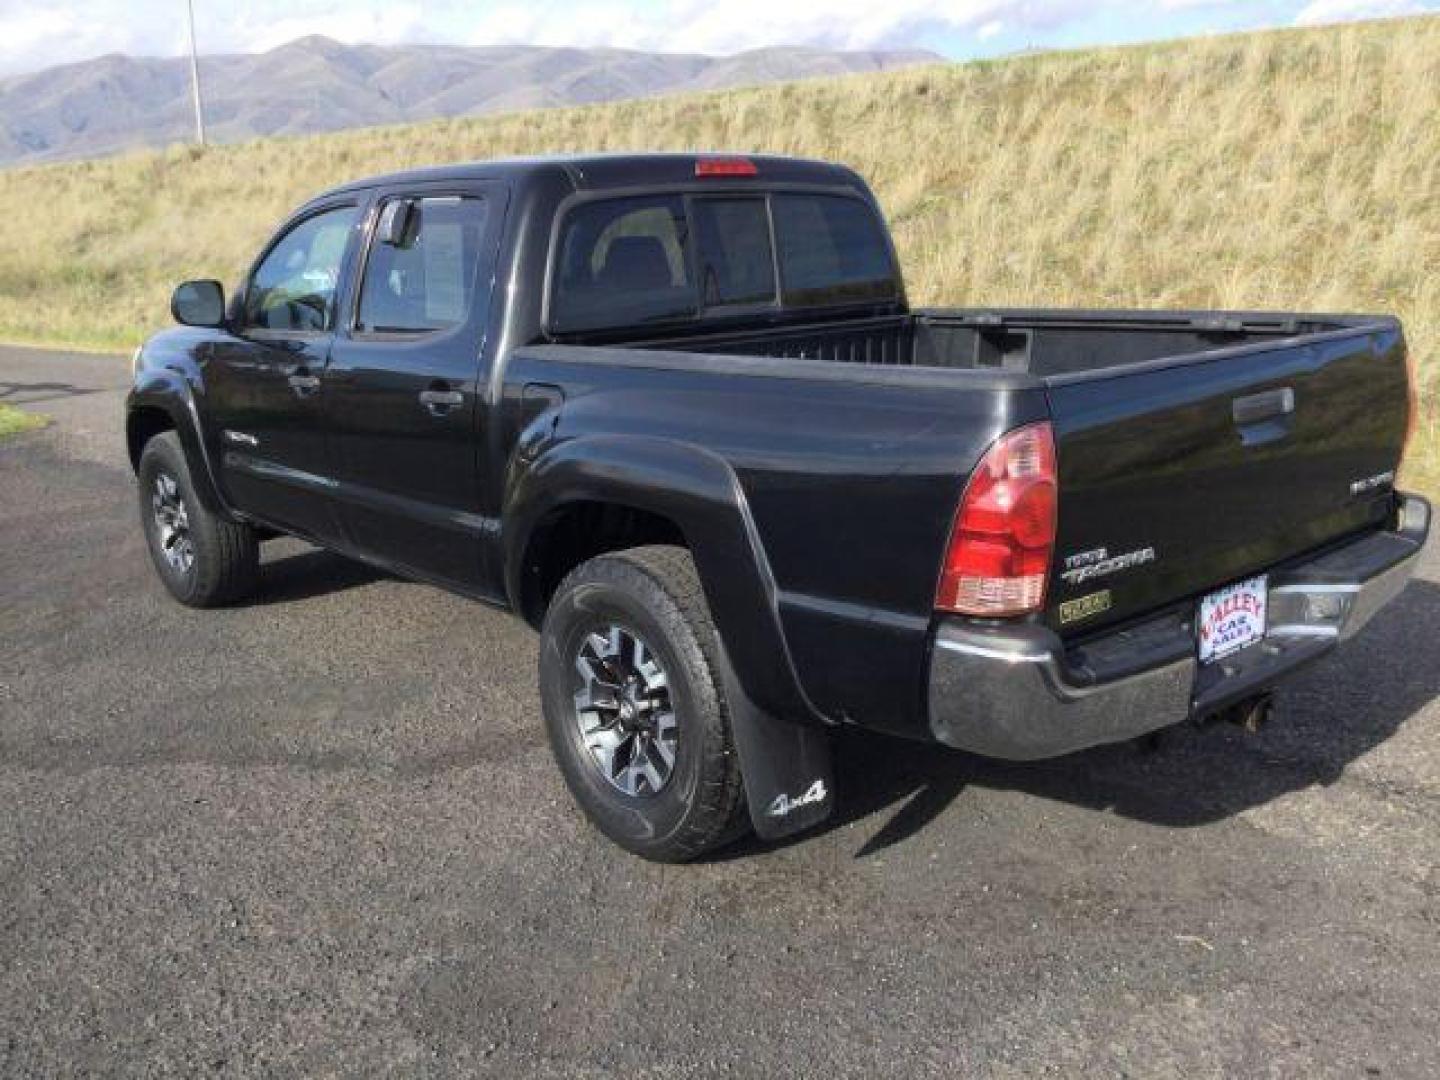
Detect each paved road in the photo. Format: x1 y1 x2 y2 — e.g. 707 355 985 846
2 344 1439 1078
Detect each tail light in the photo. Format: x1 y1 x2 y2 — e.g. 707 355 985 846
936 421 1058 617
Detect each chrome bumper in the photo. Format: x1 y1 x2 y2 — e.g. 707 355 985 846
927 495 1429 760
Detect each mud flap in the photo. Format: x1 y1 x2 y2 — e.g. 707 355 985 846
716 646 834 841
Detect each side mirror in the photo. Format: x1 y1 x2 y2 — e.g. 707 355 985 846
171 279 226 327
378 199 421 249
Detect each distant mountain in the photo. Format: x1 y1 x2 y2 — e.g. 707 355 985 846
0 37 941 166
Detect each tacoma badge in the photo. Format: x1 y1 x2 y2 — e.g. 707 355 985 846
1061 546 1157 586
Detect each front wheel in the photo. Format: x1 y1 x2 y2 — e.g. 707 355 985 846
137 432 259 607
538 545 748 862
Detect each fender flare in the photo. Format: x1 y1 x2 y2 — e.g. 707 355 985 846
504 434 826 727
126 376 235 520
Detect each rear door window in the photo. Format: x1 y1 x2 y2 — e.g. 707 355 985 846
356 195 490 334
690 197 776 308
550 196 695 333
772 194 897 307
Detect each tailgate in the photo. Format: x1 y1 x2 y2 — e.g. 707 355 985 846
1045 323 1410 635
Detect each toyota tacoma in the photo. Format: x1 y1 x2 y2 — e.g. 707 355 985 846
126 153 1428 860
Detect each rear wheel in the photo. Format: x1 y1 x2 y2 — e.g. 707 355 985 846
137 432 259 607
539 545 748 862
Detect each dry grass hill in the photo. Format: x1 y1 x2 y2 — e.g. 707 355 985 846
0 15 1434 483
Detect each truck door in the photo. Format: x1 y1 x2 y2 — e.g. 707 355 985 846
205 200 364 543
324 183 507 591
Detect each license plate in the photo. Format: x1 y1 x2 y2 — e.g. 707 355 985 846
1197 575 1268 664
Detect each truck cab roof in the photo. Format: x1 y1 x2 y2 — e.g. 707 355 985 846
312 152 868 202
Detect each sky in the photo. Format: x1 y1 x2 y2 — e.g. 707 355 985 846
0 0 1435 77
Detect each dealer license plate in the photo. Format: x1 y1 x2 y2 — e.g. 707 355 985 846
1197 576 1268 664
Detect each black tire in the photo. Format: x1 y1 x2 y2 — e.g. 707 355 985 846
539 545 749 862
137 431 259 607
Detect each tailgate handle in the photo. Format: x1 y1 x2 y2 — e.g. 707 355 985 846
1232 387 1294 425
1232 387 1295 445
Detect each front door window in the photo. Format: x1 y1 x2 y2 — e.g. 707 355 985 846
243 206 359 332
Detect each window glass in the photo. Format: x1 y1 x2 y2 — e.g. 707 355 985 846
772 194 897 307
357 196 491 334
691 198 776 308
550 196 695 333
244 205 358 332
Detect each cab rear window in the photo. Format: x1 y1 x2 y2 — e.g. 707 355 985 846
549 191 897 335
691 197 775 307
550 196 696 334
772 194 897 308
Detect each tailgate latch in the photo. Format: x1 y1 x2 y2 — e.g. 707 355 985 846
1232 387 1295 446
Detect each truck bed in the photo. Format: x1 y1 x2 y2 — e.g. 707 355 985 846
614 306 1409 639
637 308 1381 379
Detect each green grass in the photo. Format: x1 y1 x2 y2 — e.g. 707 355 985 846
0 402 47 439
0 14 1435 487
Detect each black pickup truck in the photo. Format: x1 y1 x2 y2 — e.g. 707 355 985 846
127 153 1428 860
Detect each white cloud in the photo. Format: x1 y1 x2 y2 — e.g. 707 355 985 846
0 0 1102 75
240 4 428 53
0 0 438 76
2 0 1435 79
466 0 1093 54
1159 0 1246 10
1294 0 1432 23
0 5 156 74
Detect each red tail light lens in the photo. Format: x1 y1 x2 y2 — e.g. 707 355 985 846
695 157 758 177
936 422 1058 617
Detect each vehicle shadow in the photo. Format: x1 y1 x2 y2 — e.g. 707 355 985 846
711 576 1440 861
254 546 391 604
0 380 104 406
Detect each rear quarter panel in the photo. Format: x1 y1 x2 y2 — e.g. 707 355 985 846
502 347 1048 736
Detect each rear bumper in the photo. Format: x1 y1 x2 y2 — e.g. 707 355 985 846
927 494 1430 760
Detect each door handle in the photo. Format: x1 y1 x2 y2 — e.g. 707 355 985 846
288 373 321 394
419 388 464 413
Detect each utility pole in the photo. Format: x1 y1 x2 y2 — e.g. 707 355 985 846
186 0 207 147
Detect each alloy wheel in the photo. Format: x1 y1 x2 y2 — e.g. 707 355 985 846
573 625 678 797
150 473 195 575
